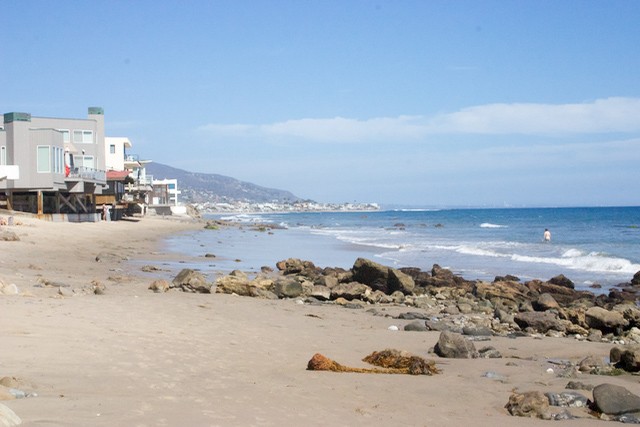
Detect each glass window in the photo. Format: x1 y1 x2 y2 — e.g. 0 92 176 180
0 146 5 166
37 146 50 173
110 144 116 154
73 155 95 169
53 147 64 174
59 129 70 143
73 130 94 143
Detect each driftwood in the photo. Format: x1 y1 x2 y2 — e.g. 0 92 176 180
307 349 440 375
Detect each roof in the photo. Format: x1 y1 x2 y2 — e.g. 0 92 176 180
106 170 131 181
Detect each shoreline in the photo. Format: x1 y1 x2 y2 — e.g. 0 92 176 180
1 215 640 425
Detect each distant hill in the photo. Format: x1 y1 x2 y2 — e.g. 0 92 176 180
145 162 301 203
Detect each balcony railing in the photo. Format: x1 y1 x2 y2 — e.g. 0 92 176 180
66 166 106 182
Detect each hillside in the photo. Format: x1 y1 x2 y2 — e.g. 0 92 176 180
145 162 301 203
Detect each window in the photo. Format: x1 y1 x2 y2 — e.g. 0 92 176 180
73 155 95 169
59 129 70 143
53 147 64 174
0 146 5 166
37 146 50 173
73 130 94 144
109 144 116 154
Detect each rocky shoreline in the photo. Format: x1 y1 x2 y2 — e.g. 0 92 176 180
146 220 640 422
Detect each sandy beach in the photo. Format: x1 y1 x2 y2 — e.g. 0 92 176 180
0 213 637 426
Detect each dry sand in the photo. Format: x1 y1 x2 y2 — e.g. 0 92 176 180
0 213 637 426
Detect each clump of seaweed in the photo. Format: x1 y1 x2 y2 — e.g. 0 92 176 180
307 349 440 375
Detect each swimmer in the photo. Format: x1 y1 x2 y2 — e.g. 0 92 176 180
543 228 551 242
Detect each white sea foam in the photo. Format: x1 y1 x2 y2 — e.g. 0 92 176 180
480 223 507 228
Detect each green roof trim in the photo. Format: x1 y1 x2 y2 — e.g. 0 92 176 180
3 112 31 123
88 107 104 115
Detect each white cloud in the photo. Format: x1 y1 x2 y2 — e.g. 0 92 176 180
196 97 640 143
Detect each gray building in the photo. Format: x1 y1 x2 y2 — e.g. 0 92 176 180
0 107 107 220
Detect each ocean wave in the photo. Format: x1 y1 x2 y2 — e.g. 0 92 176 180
511 252 640 275
480 223 507 228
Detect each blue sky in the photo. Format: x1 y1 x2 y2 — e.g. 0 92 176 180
2 1 639 207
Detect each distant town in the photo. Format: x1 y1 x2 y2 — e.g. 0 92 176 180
191 200 380 214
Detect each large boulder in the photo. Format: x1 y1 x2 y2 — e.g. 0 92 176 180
172 269 212 293
547 274 575 289
330 282 371 301
273 277 303 298
585 306 629 334
514 311 566 333
387 268 415 295
215 272 253 296
433 331 478 358
632 271 640 287
591 383 640 415
351 258 389 293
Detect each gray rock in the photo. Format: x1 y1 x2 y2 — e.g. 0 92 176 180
478 346 502 358
434 331 478 358
462 325 493 337
592 383 640 415
0 231 19 242
273 277 303 298
514 311 565 333
404 320 427 332
545 391 588 407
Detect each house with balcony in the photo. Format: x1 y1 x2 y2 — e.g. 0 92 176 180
103 137 154 217
0 107 107 221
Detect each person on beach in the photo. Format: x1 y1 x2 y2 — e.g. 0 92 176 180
102 204 109 221
543 228 551 242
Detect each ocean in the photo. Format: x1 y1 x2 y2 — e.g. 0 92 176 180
162 207 640 293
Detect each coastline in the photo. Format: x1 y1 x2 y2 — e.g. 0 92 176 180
0 214 639 426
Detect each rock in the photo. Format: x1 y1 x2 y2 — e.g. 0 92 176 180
505 391 551 419
141 265 160 272
462 325 493 337
532 293 560 311
578 355 605 373
215 274 253 296
308 285 331 301
404 321 427 332
585 306 629 334
514 311 566 333
474 280 531 305
351 258 389 293
0 403 21 426
547 274 575 289
387 268 415 295
330 282 371 301
273 277 303 298
612 345 640 372
591 383 640 415
631 270 640 287
478 346 502 358
148 279 170 293
434 331 478 358
565 381 594 391
545 391 588 407
58 287 74 297
172 269 212 293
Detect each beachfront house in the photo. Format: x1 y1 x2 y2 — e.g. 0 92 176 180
0 107 107 221
103 137 154 217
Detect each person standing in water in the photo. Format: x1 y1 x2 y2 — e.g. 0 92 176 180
543 228 551 242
